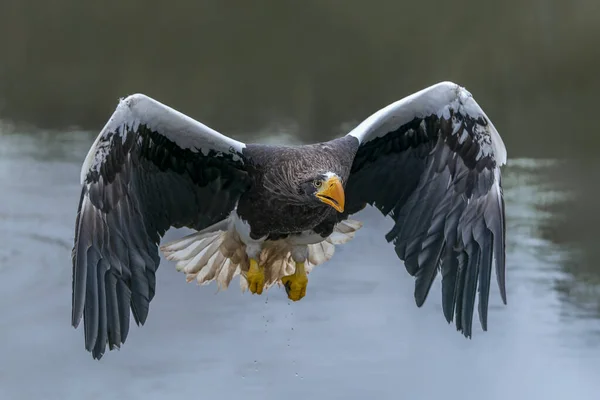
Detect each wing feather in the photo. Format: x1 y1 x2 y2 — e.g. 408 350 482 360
72 94 251 359
342 81 507 337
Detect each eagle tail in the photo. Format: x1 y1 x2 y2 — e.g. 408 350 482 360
160 218 363 293
160 220 245 291
305 219 363 266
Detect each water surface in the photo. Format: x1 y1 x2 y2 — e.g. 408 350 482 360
1 130 599 400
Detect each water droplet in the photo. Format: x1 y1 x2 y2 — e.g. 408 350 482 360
295 373 299 377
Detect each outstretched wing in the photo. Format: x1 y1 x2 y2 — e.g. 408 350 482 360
72 94 251 359
343 81 507 337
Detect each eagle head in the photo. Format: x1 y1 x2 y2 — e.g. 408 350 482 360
299 171 345 213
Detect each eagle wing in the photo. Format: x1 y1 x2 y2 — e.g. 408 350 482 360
342 81 507 337
72 94 251 359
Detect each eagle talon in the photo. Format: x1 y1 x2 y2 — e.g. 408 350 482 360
246 258 265 295
281 262 308 301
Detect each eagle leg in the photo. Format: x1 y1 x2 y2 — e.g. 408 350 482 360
246 258 265 295
281 262 308 301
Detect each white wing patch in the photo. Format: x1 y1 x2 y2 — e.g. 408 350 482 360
347 81 507 166
81 93 246 184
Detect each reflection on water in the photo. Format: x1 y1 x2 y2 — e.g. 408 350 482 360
503 159 600 346
532 159 600 328
1 130 600 399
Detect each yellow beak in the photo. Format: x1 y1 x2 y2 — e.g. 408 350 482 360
316 176 345 213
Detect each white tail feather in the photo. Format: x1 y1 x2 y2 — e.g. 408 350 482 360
307 241 335 265
328 219 363 239
160 218 363 292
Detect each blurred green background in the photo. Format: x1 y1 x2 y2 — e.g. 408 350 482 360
1 0 599 158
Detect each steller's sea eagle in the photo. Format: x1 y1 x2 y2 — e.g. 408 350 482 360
72 81 507 359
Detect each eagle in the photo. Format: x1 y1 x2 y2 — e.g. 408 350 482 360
72 81 507 359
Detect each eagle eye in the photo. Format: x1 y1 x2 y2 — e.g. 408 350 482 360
313 180 322 189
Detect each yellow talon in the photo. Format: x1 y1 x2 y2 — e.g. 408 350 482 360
246 258 265 295
281 262 308 302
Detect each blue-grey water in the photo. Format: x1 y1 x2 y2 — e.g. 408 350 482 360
1 130 599 399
